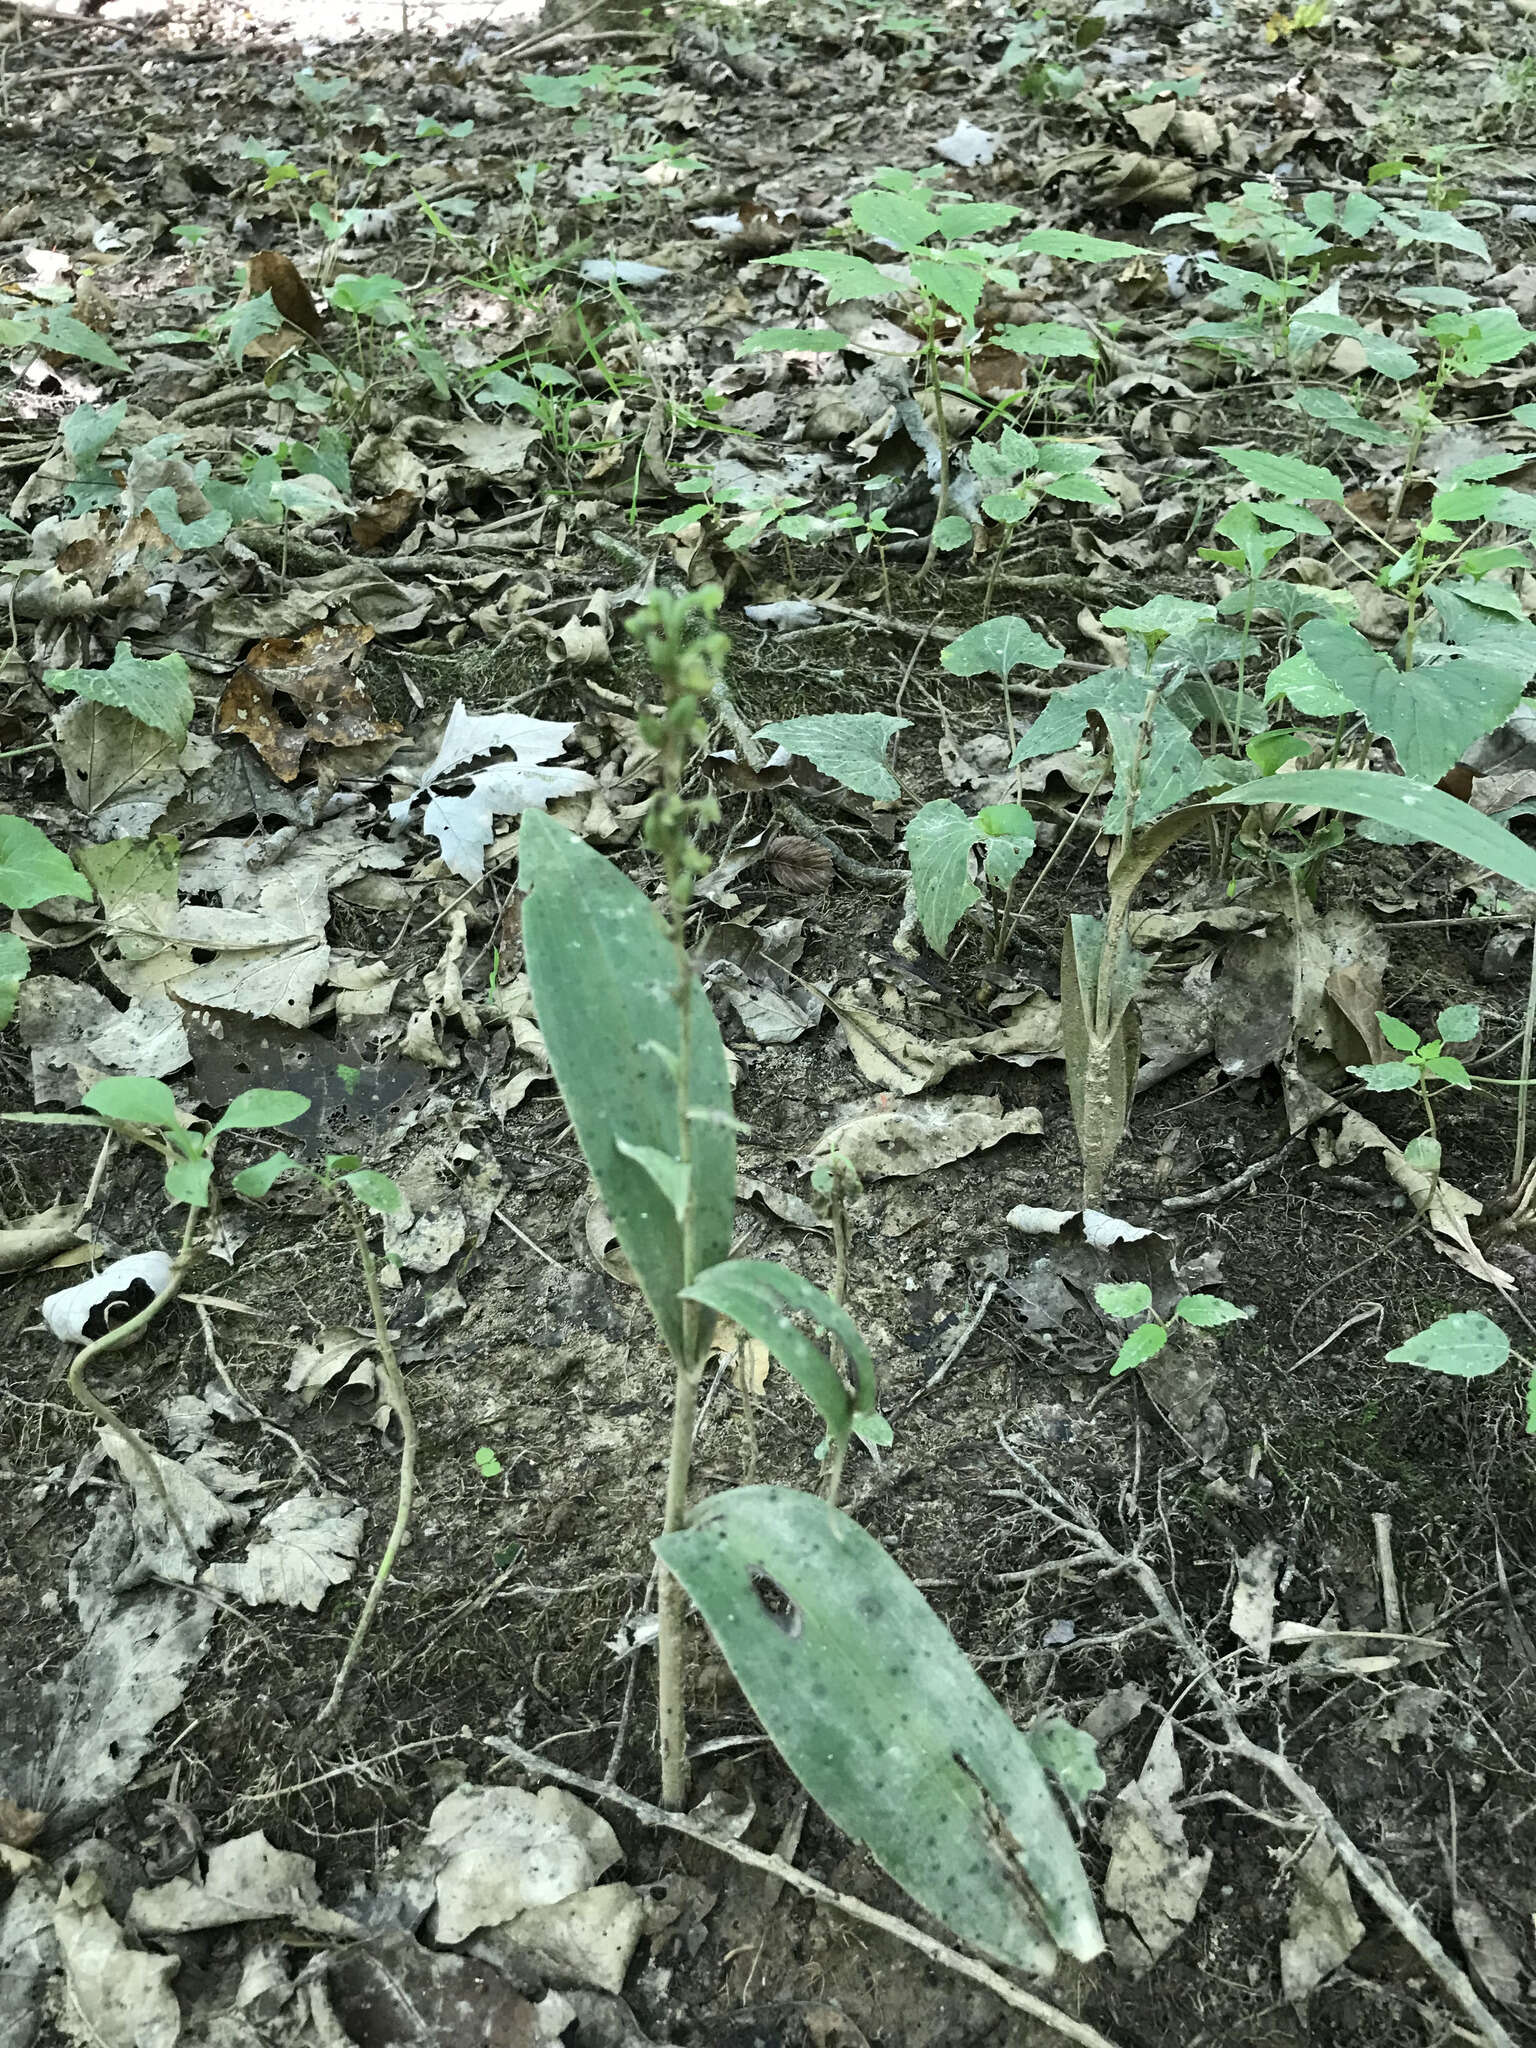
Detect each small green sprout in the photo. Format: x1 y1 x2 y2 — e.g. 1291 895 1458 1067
1094 1281 1253 1377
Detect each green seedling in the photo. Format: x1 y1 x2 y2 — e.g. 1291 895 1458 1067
1349 1004 1480 1178
1386 1312 1535 1431
1095 1280 1253 1377
905 799 1036 958
519 584 1102 1972
0 816 93 1025
474 1445 504 1478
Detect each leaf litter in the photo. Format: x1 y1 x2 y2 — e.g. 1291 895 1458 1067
2 0 1536 2043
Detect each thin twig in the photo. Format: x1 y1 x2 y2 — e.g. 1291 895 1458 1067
319 1201 417 1725
482 1735 1125 2048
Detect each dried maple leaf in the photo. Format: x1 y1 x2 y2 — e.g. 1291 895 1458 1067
216 621 397 783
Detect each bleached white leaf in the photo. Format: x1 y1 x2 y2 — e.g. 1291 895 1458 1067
201 1491 364 1610
98 1425 253 1587
54 1873 180 2048
129 1830 360 1938
391 701 595 882
43 1253 173 1344
934 118 995 167
424 1784 621 1946
1103 1721 1212 1971
1280 1834 1364 2006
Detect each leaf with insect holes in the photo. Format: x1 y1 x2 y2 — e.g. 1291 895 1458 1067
1173 1294 1251 1329
942 614 1063 682
45 643 195 742
756 713 910 800
1111 1324 1167 1375
1214 447 1344 505
1096 1281 1153 1318
1387 1312 1508 1378
0 817 92 911
656 1486 1102 1974
905 801 982 955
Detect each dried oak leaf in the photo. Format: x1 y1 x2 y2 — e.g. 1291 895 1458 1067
217 621 397 782
351 487 419 552
245 250 325 341
764 834 834 895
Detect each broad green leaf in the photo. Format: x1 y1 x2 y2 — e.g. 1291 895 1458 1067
227 290 283 361
211 1088 311 1135
165 1153 214 1209
1437 1003 1480 1044
1205 769 1536 890
1264 649 1352 718
40 309 128 372
905 800 981 955
233 1153 298 1199
1102 594 1217 640
1013 227 1139 262
933 200 1018 239
850 187 937 253
271 474 348 522
1173 1293 1252 1328
82 1075 181 1127
931 513 974 551
762 250 897 303
329 273 411 324
1095 1280 1152 1317
1013 671 1213 830
1403 1134 1441 1174
1423 1052 1472 1086
520 69 586 105
0 817 92 910
978 802 1036 888
755 713 909 800
1288 387 1407 448
682 1259 885 1447
520 810 736 1363
1349 1061 1420 1091
1428 587 1536 686
1027 1718 1105 1819
1299 618 1522 783
1043 473 1116 506
911 250 988 320
993 320 1098 361
1214 446 1344 504
0 930 28 1028
941 614 1063 681
340 1168 403 1212
1111 1323 1167 1375
44 642 195 742
656 1486 1103 1973
1378 1012 1421 1052
615 1138 689 1224
737 328 848 354
143 488 232 551
1386 1312 1508 1378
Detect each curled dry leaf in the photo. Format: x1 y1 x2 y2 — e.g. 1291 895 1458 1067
245 249 325 341
764 834 834 894
216 621 397 784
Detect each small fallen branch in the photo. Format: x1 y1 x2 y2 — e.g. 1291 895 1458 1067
318 1200 416 1725
482 1735 1124 2048
995 1433 1517 2048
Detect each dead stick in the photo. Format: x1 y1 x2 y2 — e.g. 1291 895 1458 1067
482 1735 1124 2048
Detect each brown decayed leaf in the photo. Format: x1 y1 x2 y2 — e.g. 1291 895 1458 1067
216 621 397 783
351 487 420 552
245 249 325 341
